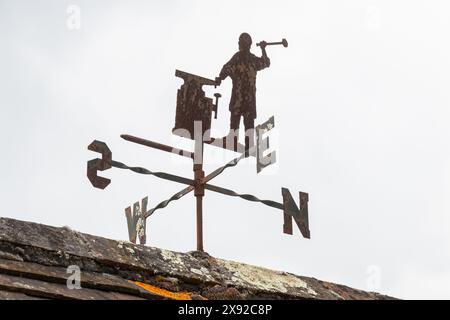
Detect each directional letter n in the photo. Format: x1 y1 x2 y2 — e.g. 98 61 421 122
282 188 310 239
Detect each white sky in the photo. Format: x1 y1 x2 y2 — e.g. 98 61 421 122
1 0 449 299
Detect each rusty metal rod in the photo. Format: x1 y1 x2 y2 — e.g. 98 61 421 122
111 160 195 187
196 195 203 251
121 134 194 159
142 177 284 218
204 138 256 158
193 136 205 252
204 184 283 210
112 158 284 212
144 145 258 218
140 143 285 220
202 145 256 184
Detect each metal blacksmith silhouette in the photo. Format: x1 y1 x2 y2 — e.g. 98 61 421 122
87 33 308 252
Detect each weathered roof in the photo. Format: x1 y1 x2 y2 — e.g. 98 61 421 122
0 217 394 300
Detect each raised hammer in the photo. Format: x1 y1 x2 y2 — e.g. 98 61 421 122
257 38 288 48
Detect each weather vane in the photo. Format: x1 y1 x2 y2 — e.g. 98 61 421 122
87 33 309 252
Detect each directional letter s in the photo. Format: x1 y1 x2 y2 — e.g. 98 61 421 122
87 140 112 189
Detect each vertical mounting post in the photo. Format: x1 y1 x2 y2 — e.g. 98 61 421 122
194 167 204 252
193 122 205 251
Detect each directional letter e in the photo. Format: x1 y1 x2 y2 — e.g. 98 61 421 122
256 116 277 173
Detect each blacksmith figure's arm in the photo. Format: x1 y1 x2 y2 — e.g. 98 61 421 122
215 54 236 86
259 41 271 69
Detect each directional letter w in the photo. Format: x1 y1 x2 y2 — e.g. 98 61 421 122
125 197 148 244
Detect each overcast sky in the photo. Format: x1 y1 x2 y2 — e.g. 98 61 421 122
1 0 449 299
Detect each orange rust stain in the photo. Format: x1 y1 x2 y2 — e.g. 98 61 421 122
131 281 193 300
